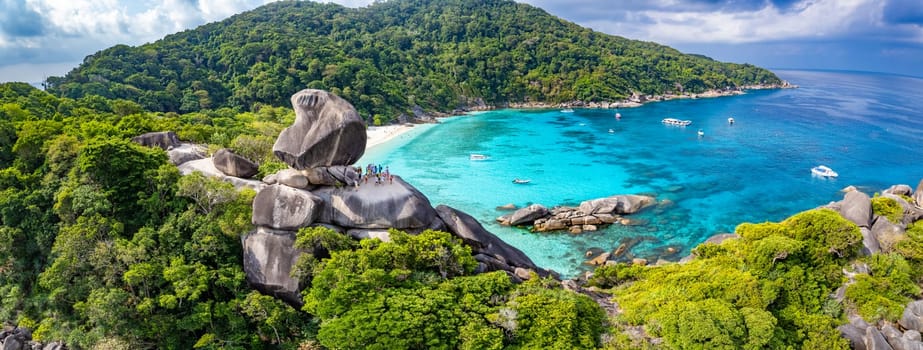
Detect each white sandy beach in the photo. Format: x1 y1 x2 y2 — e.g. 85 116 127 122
365 124 416 150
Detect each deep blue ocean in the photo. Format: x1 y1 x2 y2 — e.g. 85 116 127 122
360 70 923 277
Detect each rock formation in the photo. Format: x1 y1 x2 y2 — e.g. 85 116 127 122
167 143 206 166
252 185 323 231
839 190 873 228
498 194 656 233
241 227 303 306
213 148 260 178
435 205 551 277
178 158 265 191
273 89 366 169
839 301 923 350
229 89 553 307
312 176 439 229
131 131 180 150
915 179 923 209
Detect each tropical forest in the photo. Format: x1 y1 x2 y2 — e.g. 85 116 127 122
0 0 920 349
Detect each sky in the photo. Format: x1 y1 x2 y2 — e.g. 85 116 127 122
0 0 921 84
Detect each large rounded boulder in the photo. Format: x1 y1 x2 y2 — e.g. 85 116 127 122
131 131 180 150
838 191 872 228
241 227 303 307
252 184 323 231
508 204 549 226
273 89 366 169
213 148 259 178
312 176 437 229
578 194 655 215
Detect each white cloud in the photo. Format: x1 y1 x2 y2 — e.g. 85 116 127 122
574 0 884 44
26 0 127 37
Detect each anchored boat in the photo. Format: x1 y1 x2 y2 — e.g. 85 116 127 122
662 118 692 126
811 165 838 177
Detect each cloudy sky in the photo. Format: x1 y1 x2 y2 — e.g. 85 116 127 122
0 0 921 84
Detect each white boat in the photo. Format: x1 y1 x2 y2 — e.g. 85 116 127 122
608 129 615 133
728 117 735 125
661 118 692 126
469 154 489 161
615 113 622 119
811 165 838 177
561 108 574 113
697 129 704 137
512 178 531 184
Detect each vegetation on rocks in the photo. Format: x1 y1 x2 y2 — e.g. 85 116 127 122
601 209 863 349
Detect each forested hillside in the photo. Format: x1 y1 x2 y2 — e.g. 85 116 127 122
44 0 780 122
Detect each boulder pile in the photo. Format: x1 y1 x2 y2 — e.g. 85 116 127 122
139 89 551 307
824 184 923 256
498 194 655 234
0 326 63 350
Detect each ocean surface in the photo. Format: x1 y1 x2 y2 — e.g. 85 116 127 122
359 70 923 277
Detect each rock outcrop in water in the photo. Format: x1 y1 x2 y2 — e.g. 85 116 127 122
498 194 655 234
144 89 551 307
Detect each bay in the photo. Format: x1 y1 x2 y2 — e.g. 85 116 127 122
360 70 923 277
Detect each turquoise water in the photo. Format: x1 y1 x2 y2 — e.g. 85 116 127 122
360 70 923 277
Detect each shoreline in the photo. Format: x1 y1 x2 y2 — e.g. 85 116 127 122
365 124 417 151
365 83 795 152
463 82 796 111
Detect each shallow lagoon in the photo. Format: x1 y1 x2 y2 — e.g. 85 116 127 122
360 70 923 277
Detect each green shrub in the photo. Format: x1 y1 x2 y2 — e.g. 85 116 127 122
871 196 903 224
587 263 645 288
895 222 923 261
845 253 921 322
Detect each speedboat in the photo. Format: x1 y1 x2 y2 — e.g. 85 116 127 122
608 129 615 133
561 108 574 113
512 178 531 184
661 118 692 126
697 129 704 137
728 117 735 125
615 113 621 119
811 165 838 177
469 154 489 161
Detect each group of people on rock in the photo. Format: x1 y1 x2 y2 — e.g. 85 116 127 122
356 163 393 187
